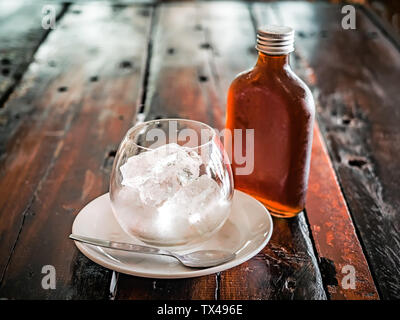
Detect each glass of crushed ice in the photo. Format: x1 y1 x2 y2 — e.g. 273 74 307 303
109 119 234 248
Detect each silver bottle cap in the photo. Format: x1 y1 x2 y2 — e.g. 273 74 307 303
256 25 295 55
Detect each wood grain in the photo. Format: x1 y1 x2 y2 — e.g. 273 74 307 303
360 0 400 45
141 2 224 129
306 124 378 299
0 1 66 107
220 213 326 300
116 2 326 300
0 3 152 299
253 1 400 299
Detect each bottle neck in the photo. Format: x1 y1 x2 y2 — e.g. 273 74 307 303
256 52 290 71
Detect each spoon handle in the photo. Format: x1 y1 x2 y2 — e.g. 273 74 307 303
69 234 172 256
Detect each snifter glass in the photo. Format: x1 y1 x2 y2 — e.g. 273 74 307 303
109 119 234 248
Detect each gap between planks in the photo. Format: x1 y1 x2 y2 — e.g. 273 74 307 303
110 3 157 299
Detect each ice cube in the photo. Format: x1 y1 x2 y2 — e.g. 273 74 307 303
120 143 202 206
114 143 230 244
159 175 226 236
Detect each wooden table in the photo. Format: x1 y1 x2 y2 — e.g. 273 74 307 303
0 0 399 300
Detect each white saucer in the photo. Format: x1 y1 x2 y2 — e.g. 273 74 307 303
72 190 273 279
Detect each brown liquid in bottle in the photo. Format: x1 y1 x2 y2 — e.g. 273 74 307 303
225 27 315 218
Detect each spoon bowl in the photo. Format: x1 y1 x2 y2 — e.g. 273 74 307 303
174 250 236 268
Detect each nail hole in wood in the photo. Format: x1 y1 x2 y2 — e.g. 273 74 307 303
366 31 378 39
13 72 22 80
58 86 68 92
200 43 212 50
194 24 202 31
297 31 306 38
1 58 11 65
248 46 257 55
348 158 367 168
167 48 175 55
199 75 208 82
140 9 150 17
1 68 10 76
108 150 117 158
90 75 99 82
113 4 126 10
320 30 328 38
119 115 124 120
120 61 132 69
342 117 352 125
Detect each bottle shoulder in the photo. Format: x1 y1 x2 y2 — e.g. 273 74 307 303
229 66 315 114
229 68 254 86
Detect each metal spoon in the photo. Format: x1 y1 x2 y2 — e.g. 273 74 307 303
69 234 236 268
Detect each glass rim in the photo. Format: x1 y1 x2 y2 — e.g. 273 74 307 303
126 118 217 151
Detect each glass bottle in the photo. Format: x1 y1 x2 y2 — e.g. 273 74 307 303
225 26 315 218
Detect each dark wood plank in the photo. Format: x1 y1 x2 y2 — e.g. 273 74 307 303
220 213 326 300
0 1 66 107
0 3 152 299
117 2 326 300
255 1 400 299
